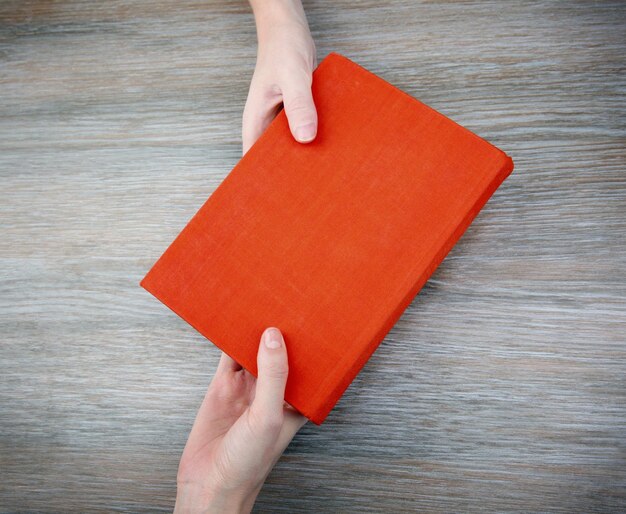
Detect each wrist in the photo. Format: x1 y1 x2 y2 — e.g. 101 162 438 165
250 0 309 42
174 482 259 514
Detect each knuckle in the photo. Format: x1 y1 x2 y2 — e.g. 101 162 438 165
284 94 314 114
263 412 284 433
265 359 289 379
248 404 284 434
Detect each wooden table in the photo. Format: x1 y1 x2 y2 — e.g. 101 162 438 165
1 1 624 512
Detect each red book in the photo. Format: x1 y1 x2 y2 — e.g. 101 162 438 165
141 52 513 425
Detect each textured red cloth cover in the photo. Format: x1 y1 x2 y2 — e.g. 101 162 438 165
141 52 514 425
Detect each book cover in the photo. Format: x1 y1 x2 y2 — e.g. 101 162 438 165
141 52 514 425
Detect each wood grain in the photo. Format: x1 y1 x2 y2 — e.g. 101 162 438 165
1 0 625 512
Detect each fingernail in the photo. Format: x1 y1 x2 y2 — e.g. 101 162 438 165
295 123 316 143
264 327 283 349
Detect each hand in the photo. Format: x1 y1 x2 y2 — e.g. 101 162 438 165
174 327 307 513
243 0 317 154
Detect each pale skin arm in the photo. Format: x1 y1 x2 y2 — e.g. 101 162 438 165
174 328 307 513
243 0 318 154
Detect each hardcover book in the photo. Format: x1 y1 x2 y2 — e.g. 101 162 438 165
141 52 514 424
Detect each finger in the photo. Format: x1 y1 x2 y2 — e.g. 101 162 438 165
242 82 282 155
249 327 289 428
281 74 317 144
216 351 243 374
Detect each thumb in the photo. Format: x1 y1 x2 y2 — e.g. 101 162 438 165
251 327 289 427
281 77 317 144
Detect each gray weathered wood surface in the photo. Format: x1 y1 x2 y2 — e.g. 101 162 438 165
1 0 625 512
